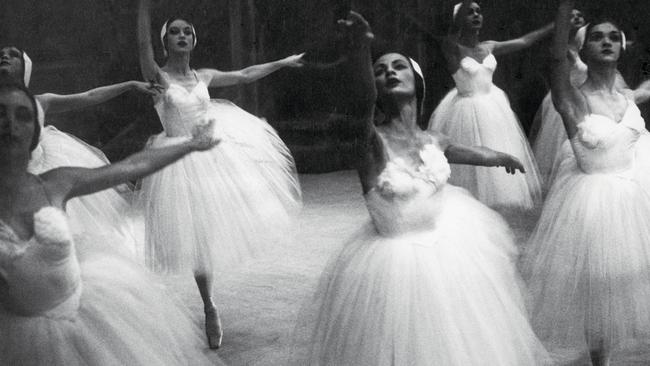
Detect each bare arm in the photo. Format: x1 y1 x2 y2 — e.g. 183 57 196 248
36 81 162 115
41 122 219 204
439 0 473 71
633 79 650 104
430 131 524 174
199 54 304 88
448 0 473 37
488 22 554 56
137 0 163 83
337 12 385 194
445 144 524 174
549 0 587 138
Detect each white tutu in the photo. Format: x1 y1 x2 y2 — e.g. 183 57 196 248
0 210 220 366
139 86 300 274
521 108 650 364
428 55 542 209
296 141 549 366
28 124 140 258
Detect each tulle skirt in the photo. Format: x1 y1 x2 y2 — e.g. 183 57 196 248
0 232 220 366
428 87 542 210
532 92 569 191
296 185 550 366
521 154 650 364
139 99 301 274
28 126 140 258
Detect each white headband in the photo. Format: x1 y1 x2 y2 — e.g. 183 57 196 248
160 19 198 57
23 51 32 87
409 58 426 115
578 23 627 51
453 3 462 20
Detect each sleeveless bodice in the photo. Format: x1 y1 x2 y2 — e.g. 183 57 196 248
452 54 497 96
571 101 645 174
0 208 81 317
366 142 451 236
155 80 212 137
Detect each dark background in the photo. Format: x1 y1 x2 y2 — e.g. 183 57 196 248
2 0 649 172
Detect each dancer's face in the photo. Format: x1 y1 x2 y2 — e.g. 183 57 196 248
460 2 483 31
0 47 24 80
0 88 37 158
373 53 416 101
570 9 586 30
583 22 622 64
166 19 195 55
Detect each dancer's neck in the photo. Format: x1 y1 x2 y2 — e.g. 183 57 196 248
381 98 419 133
164 53 192 76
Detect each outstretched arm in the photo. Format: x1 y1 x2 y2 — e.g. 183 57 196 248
432 132 524 174
632 79 650 105
138 0 163 83
36 81 162 116
199 53 304 88
42 122 219 205
487 22 554 56
549 0 587 138
336 11 385 194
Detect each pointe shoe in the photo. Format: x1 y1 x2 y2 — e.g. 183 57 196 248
204 305 223 349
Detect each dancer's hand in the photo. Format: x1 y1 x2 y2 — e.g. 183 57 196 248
281 53 306 68
190 120 221 151
337 11 374 47
496 153 525 174
131 81 164 96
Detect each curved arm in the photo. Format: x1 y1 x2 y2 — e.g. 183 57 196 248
43 139 202 204
550 0 587 138
36 81 157 116
137 0 162 83
40 122 218 204
448 0 473 37
488 22 554 56
200 54 304 88
445 144 524 174
430 131 524 173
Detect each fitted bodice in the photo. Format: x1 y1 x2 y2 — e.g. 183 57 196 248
0 207 81 317
155 79 212 137
452 54 497 96
366 141 451 236
571 101 645 174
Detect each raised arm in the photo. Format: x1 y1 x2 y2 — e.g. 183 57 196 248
448 0 474 37
336 11 385 194
199 54 304 88
138 0 163 83
36 81 162 116
549 0 587 138
42 122 219 205
487 22 554 56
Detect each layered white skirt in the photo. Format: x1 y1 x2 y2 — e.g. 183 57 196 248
28 126 140 258
428 87 542 210
298 186 550 365
521 152 650 364
139 100 301 274
0 232 220 366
